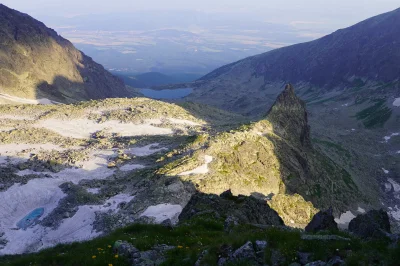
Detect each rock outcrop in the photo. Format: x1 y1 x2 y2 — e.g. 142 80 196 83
179 190 284 227
0 4 130 103
266 84 312 148
348 209 391 239
305 208 338 233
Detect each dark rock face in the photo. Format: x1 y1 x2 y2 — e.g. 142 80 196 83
113 241 174 266
217 241 264 266
179 191 284 226
231 241 257 261
267 84 312 148
348 209 391 239
305 208 338 233
0 4 130 102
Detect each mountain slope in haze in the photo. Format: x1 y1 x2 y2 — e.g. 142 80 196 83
0 4 129 103
180 7 400 116
114 72 201 88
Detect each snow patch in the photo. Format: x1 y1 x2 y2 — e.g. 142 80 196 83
0 149 123 254
388 178 400 192
124 143 167 157
382 168 389 174
0 127 15 132
0 193 134 255
167 118 200 126
393 98 400 107
384 133 399 142
389 206 400 221
0 93 60 105
0 144 68 165
179 155 213 176
357 207 366 213
335 211 356 229
35 119 173 139
119 164 145 172
139 204 183 224
0 114 34 120
385 183 393 192
86 188 100 194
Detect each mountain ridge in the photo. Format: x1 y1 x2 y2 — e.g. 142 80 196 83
0 4 130 103
171 7 400 117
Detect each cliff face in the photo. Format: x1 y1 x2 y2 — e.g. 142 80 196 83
0 4 129 103
266 84 311 149
161 85 361 226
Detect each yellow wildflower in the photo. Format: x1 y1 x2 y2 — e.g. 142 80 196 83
177 245 183 249
115 254 119 258
108 264 113 266
108 245 112 248
92 255 96 259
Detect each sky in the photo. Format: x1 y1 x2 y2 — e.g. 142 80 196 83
2 0 399 30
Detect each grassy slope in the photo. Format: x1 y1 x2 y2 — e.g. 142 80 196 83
1 217 399 266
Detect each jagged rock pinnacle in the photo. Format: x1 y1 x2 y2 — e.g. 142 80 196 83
266 84 312 148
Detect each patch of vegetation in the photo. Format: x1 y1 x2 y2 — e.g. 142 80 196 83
354 97 368 105
352 78 365 88
355 99 392 128
313 138 351 159
0 127 84 147
1 217 398 266
268 194 318 227
307 96 338 105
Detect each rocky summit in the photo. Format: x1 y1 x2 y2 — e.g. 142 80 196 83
0 4 130 104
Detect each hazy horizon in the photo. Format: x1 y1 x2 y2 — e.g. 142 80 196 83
3 0 399 76
2 0 399 30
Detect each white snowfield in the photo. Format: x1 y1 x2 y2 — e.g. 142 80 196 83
393 98 400 107
334 211 356 229
179 155 213 176
40 194 135 250
35 119 174 139
139 204 183 224
0 114 35 120
119 164 146 172
124 143 167 157
0 144 68 165
0 93 60 105
0 142 167 255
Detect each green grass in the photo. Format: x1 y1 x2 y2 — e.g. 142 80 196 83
355 99 392 128
2 217 398 266
307 96 338 105
313 138 351 159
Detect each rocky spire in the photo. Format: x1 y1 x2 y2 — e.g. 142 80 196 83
266 84 312 148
